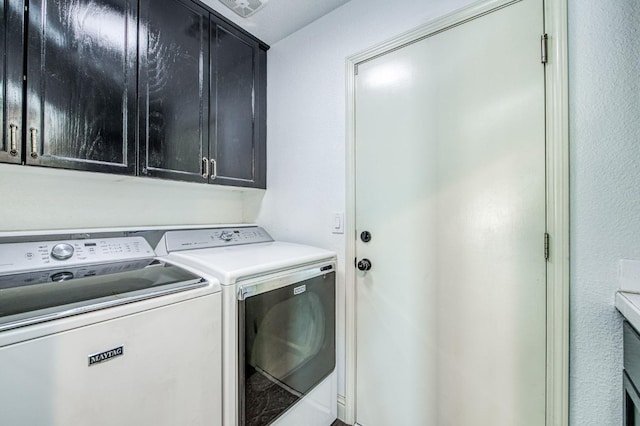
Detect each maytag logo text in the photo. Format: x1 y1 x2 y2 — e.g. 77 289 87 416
88 346 124 366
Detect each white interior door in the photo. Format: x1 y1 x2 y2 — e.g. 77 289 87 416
354 1 546 425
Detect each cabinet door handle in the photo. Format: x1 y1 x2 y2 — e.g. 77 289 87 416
201 157 209 178
9 124 18 156
29 128 38 159
210 158 217 180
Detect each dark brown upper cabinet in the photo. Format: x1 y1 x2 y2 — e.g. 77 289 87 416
2 0 267 188
210 17 267 188
1 0 24 165
138 0 210 182
24 0 137 174
138 9 267 188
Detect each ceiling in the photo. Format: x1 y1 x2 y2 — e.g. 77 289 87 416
200 0 352 46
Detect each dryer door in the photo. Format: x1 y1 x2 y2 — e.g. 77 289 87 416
238 269 335 426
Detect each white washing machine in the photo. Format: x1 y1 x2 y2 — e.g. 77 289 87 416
155 226 337 426
0 234 222 426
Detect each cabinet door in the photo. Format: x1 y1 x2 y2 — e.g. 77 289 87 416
0 0 23 164
139 0 209 182
211 18 266 188
25 0 137 173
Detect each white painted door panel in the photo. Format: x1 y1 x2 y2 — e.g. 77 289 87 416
355 1 546 425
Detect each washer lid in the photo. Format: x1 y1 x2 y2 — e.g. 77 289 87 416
165 241 336 285
0 260 215 332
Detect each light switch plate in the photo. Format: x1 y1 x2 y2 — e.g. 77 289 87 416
332 212 344 234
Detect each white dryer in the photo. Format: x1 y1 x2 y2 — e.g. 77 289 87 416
0 235 222 426
156 226 337 426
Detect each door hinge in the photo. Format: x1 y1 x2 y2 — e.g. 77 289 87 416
544 232 550 260
541 34 548 64
354 64 359 76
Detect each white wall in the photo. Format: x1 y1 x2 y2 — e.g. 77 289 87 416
260 0 640 423
256 0 476 400
568 0 640 424
0 163 263 231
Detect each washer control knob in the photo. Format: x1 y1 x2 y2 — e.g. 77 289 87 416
51 243 74 260
219 231 235 242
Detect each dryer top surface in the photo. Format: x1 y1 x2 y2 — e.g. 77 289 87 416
164 241 336 285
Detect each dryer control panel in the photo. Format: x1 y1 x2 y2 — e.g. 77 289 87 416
0 237 155 275
164 227 273 252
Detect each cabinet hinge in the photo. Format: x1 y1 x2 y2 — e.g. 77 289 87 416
544 232 550 260
541 34 548 64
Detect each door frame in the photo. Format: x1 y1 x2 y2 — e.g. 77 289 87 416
343 0 569 425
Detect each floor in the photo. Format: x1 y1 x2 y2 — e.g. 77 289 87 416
331 420 348 426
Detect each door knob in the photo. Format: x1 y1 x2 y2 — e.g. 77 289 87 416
357 258 372 271
360 231 372 242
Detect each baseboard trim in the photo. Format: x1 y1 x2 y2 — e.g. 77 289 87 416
337 394 346 422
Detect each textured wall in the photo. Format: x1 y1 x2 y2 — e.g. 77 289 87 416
568 0 640 424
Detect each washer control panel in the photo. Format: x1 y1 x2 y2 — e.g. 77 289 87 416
0 237 154 275
165 227 273 252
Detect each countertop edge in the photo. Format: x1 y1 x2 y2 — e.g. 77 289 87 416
616 291 640 331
